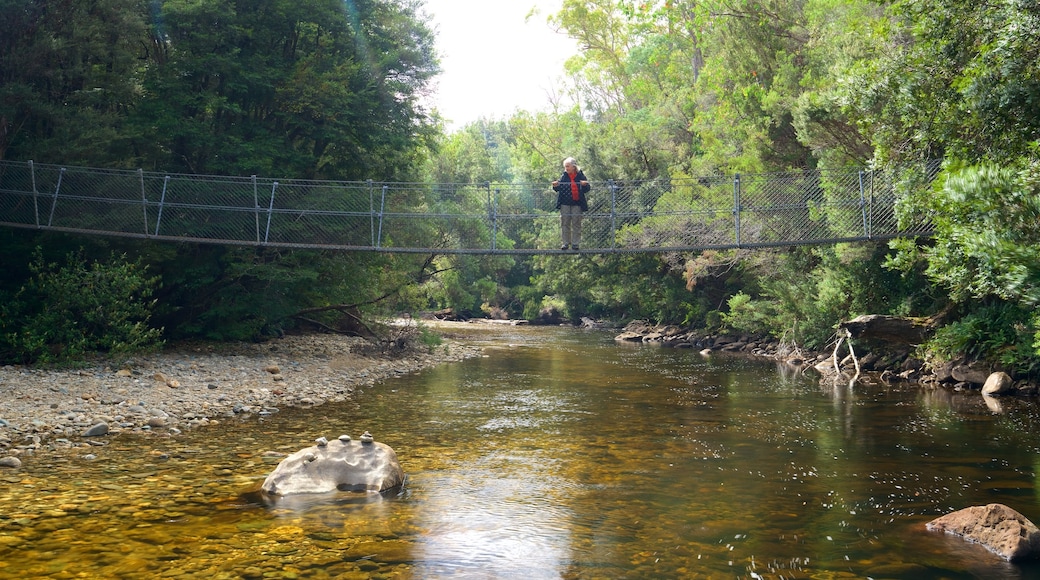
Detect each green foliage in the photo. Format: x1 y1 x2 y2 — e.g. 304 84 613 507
923 162 1040 308
424 120 514 184
720 291 776 336
150 246 439 341
521 252 697 324
1 0 438 176
413 321 443 352
712 243 936 350
0 0 150 164
0 249 163 364
155 247 323 340
924 302 1040 375
518 292 567 322
7 0 1038 370
129 0 439 179
412 251 521 319
894 0 1039 163
894 161 1040 364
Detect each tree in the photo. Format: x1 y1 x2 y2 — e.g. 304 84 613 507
0 0 149 164
1 0 449 345
0 248 163 364
846 0 1040 367
425 120 513 185
132 0 439 179
922 162 1040 309
851 0 1040 166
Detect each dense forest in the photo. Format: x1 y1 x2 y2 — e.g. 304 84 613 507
0 0 1038 378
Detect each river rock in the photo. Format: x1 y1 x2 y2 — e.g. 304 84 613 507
260 432 404 496
981 372 1014 396
82 422 109 437
838 314 932 345
951 363 991 385
614 330 644 342
926 503 1040 561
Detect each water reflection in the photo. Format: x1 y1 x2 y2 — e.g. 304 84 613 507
2 325 1040 578
415 466 572 578
983 394 1006 414
920 386 988 413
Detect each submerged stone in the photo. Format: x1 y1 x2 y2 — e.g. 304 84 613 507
926 503 1040 562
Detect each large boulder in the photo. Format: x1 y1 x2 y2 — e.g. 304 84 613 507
839 314 933 345
926 503 1040 561
261 432 405 496
951 363 992 385
981 372 1014 396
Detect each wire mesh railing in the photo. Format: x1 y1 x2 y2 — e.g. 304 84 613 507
0 160 936 254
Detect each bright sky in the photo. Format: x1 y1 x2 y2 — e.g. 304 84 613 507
422 0 578 130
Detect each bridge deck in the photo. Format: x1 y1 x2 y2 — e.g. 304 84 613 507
0 160 934 254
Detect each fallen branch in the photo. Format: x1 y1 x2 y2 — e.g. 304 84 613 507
282 253 450 340
293 316 364 337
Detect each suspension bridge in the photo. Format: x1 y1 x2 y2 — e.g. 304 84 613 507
0 160 934 255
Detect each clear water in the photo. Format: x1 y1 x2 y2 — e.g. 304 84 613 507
1 325 1038 579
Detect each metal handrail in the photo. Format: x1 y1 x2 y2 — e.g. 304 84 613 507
0 160 936 254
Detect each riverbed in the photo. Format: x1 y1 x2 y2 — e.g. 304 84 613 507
1 323 1039 579
0 331 482 461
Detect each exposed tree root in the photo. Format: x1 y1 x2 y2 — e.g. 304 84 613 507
830 328 861 387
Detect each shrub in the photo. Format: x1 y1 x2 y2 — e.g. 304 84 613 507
720 291 780 337
0 249 164 364
924 302 1040 376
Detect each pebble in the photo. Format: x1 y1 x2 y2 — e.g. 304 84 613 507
83 422 110 437
0 334 481 463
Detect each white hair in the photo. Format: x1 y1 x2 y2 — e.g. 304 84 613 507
563 157 577 168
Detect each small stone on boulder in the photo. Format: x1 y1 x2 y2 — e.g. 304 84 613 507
0 456 22 468
926 503 1040 561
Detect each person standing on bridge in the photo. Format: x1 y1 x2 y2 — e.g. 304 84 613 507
552 157 590 251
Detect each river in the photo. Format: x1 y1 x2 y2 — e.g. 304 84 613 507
1 324 1038 579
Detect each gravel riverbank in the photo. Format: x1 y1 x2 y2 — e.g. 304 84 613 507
0 333 483 466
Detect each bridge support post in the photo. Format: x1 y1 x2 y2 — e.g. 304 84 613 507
152 174 169 236
487 182 498 252
368 180 375 247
